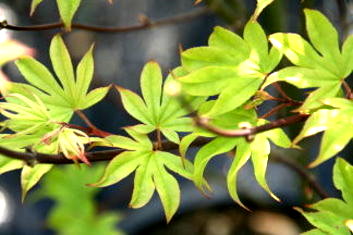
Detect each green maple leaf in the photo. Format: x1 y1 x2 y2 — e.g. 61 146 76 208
31 0 81 30
91 128 194 222
0 93 56 136
0 34 109 199
117 62 203 143
293 98 353 167
14 34 109 120
298 158 353 235
180 101 291 209
251 0 276 21
178 19 282 117
264 9 353 112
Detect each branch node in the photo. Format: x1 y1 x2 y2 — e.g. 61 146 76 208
245 134 255 142
0 20 8 29
24 147 38 167
138 14 152 26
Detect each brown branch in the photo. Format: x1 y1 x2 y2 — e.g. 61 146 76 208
260 103 292 119
271 154 329 199
0 113 309 164
342 81 353 99
196 114 309 138
0 137 210 164
272 82 296 102
0 8 208 33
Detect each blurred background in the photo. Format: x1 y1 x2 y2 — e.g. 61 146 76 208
0 0 351 234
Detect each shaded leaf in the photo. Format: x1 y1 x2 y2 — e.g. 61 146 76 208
30 0 44 15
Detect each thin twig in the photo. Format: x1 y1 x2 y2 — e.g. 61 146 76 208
0 8 208 33
272 82 294 102
260 103 292 119
155 129 162 150
0 112 309 164
0 137 210 164
75 110 95 127
342 81 353 99
196 114 309 138
271 154 329 199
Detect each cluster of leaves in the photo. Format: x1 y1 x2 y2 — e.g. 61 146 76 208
1 0 353 234
298 158 353 235
0 34 109 199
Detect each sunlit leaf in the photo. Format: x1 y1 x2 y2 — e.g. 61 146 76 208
227 139 251 209
250 134 279 201
117 62 202 143
16 35 108 112
305 9 340 61
299 158 353 234
266 10 353 113
129 155 155 208
251 0 275 21
30 0 44 15
0 158 23 175
56 0 82 30
140 61 163 123
334 158 353 205
311 123 353 168
193 137 239 190
294 105 353 167
180 22 281 116
92 128 193 221
90 151 144 187
298 83 341 113
153 157 180 223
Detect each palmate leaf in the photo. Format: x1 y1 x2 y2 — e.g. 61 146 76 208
91 128 193 222
194 121 291 209
178 20 282 117
182 102 291 208
42 127 93 165
0 93 56 135
15 34 109 117
299 158 353 235
265 9 353 112
117 62 203 143
30 0 81 30
294 98 353 167
0 34 108 198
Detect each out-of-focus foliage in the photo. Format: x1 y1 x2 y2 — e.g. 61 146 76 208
37 164 123 235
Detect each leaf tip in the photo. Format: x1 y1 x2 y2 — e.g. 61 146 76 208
194 0 202 5
114 85 125 92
